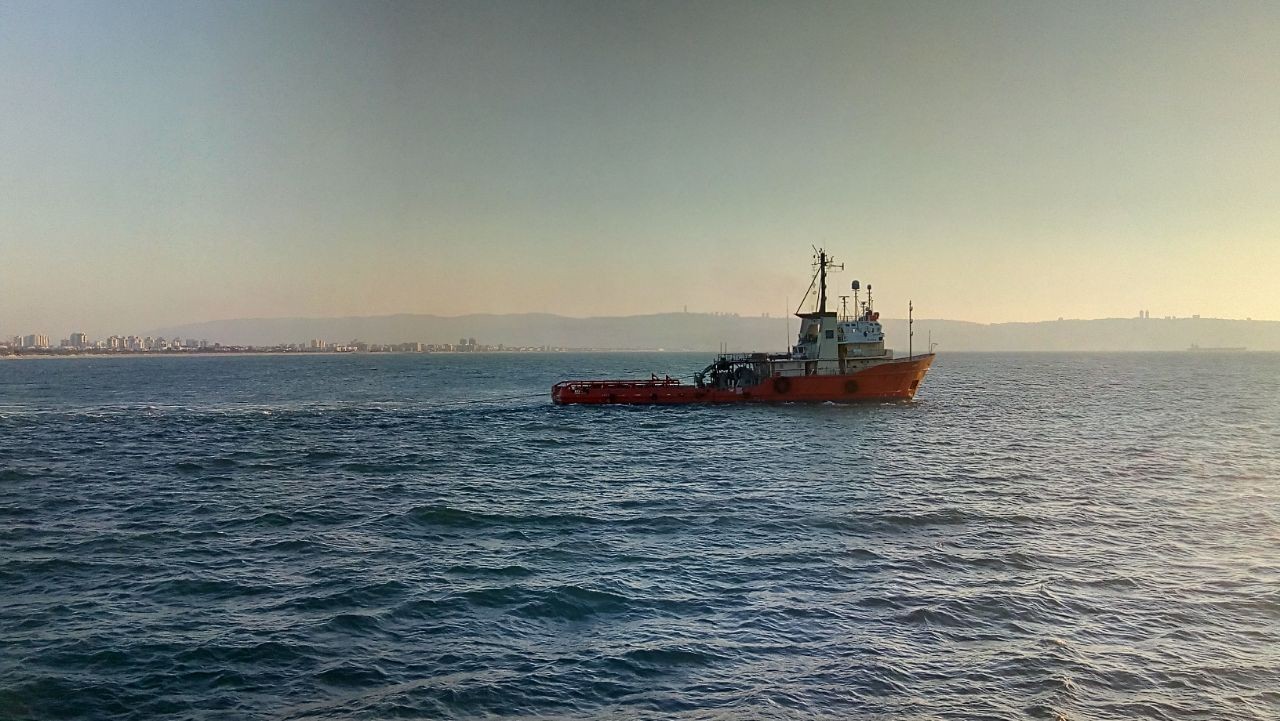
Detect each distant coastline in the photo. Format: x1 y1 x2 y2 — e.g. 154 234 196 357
0 346 678 359
148 312 1280 353
7 349 1277 362
8 312 1280 355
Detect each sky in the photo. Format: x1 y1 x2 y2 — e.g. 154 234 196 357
3 0 1279 339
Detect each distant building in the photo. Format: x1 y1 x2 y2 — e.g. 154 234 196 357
70 332 88 348
21 334 50 348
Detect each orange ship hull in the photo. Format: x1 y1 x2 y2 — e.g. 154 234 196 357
552 354 934 405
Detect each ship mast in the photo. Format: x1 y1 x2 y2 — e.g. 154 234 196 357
818 249 828 313
795 247 844 315
814 247 843 315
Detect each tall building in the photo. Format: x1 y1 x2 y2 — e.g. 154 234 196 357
70 332 88 348
22 334 51 348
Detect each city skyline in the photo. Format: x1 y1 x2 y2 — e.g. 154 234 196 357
0 328 571 355
4 1 1279 334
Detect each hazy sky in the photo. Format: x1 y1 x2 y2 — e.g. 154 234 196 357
3 0 1279 338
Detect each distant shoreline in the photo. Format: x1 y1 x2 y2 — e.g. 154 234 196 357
3 348 1273 361
0 348 685 360
140 313 1280 353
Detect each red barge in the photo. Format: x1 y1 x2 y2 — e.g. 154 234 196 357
552 249 934 405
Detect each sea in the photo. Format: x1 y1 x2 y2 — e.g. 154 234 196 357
1 352 1277 720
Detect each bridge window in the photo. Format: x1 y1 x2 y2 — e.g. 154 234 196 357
825 330 835 339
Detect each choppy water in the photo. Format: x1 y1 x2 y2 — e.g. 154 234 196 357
2 352 1278 720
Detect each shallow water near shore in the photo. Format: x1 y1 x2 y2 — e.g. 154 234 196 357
2 352 1278 719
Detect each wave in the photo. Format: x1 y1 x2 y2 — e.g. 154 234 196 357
604 646 726 677
175 640 318 666
276 580 411 612
444 564 535 578
393 504 605 530
315 612 386 635
451 584 637 621
141 577 275 599
314 663 391 687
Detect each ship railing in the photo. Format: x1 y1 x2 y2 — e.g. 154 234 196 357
552 376 683 392
715 352 773 362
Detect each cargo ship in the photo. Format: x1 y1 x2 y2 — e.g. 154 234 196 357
552 249 934 405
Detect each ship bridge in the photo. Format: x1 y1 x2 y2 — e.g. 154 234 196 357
782 256 892 376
